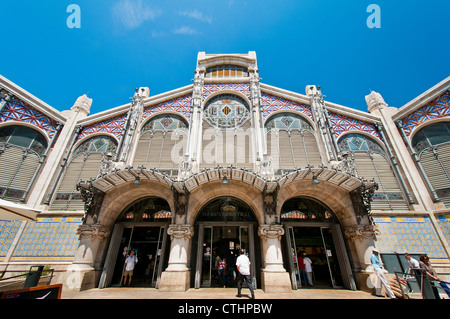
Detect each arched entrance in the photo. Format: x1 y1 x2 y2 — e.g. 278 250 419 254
99 197 172 288
281 197 356 290
190 197 261 289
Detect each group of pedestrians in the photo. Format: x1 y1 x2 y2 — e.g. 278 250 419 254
370 248 446 299
295 251 314 287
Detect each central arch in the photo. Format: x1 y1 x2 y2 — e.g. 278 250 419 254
190 196 261 289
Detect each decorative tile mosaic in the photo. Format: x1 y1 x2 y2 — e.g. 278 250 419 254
329 112 380 139
0 220 22 262
400 91 450 137
203 83 251 101
77 114 127 141
142 94 192 121
0 97 60 140
373 216 449 264
261 93 313 120
10 217 82 263
438 215 450 244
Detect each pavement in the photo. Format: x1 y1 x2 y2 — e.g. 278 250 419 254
61 286 381 299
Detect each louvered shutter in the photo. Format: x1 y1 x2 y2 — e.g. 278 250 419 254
420 144 450 208
303 131 322 166
50 153 103 211
354 152 408 211
0 147 41 202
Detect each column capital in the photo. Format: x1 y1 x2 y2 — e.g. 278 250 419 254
344 224 380 241
167 224 194 240
258 224 284 240
77 224 111 241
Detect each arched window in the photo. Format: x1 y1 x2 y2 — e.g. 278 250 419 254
50 135 117 211
116 197 172 223
265 113 322 175
412 122 450 207
280 197 336 223
338 133 408 211
134 114 188 175
201 94 253 169
0 125 48 202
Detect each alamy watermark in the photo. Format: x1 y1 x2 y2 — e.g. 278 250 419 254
67 4 81 29
367 4 381 29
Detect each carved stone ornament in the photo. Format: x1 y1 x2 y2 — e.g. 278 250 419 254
71 94 92 115
344 225 380 241
258 224 285 240
77 181 106 223
365 91 388 113
77 224 111 241
349 182 378 225
167 224 194 240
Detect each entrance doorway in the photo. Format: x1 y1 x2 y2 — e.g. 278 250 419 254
192 197 260 289
98 197 171 289
281 197 356 290
286 226 343 288
110 226 167 287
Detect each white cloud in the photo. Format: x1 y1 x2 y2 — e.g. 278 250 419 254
173 26 200 35
112 0 162 30
178 9 212 24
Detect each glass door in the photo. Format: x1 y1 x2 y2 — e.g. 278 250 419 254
320 227 344 288
198 225 251 288
110 226 166 287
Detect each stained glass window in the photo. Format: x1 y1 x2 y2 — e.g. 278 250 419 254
141 114 188 133
338 133 384 154
73 135 117 158
265 113 313 133
203 94 250 129
0 125 48 156
412 122 450 154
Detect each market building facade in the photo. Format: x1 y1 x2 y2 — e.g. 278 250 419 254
0 52 449 294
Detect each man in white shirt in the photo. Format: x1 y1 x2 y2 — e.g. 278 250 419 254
404 253 420 274
123 250 138 286
235 249 255 299
303 252 314 286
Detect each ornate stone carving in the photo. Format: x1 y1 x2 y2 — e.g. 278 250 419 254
77 224 110 241
262 184 278 221
76 181 105 223
71 94 92 115
365 91 388 113
258 224 285 240
349 181 378 225
167 224 194 240
97 152 116 177
344 224 380 240
172 186 189 217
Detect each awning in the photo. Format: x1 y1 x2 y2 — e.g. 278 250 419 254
0 199 40 221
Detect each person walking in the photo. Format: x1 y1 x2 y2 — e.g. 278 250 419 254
419 254 441 299
123 250 138 286
303 252 314 287
404 253 420 274
370 248 396 298
235 249 255 299
226 252 236 287
297 251 307 287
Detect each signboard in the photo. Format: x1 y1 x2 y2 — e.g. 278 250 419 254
0 284 62 299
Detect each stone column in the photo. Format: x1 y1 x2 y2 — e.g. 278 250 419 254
344 224 379 293
67 224 111 291
258 224 292 293
159 224 194 292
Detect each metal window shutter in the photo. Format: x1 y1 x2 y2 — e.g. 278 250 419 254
0 147 24 188
290 130 307 168
0 146 41 202
278 130 294 169
235 121 252 169
303 131 322 166
160 132 177 169
134 132 152 167
145 131 164 169
420 144 450 208
50 153 103 211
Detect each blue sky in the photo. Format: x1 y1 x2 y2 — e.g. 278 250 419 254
1 0 449 115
